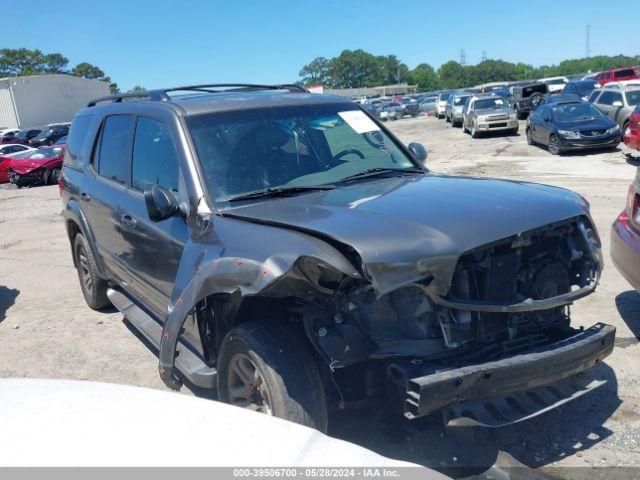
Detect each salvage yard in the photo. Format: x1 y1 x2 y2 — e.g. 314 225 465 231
1 115 640 478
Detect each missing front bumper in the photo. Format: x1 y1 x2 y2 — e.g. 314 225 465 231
404 323 615 423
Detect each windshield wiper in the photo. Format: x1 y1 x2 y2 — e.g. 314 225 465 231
226 185 335 202
339 167 423 182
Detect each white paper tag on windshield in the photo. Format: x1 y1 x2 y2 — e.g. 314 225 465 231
338 110 380 134
495 98 504 105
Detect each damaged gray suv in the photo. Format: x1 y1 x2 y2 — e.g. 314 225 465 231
61 84 615 432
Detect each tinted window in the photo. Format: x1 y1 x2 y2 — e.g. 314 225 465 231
588 90 601 103
131 117 179 194
94 115 133 184
64 114 94 167
614 69 635 79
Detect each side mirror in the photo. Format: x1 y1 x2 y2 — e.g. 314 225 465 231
612 101 623 107
407 142 428 163
144 184 179 222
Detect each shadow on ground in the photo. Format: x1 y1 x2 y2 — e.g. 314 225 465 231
615 290 640 347
329 363 619 478
0 285 20 322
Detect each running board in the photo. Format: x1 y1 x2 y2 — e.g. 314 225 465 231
443 376 605 428
107 288 217 389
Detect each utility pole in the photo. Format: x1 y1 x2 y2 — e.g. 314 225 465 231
585 25 591 58
460 49 466 66
481 50 487 62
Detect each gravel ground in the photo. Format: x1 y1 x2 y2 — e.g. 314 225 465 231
1 115 639 477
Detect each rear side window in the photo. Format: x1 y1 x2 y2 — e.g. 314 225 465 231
131 117 179 194
64 114 94 168
94 115 133 184
614 69 635 79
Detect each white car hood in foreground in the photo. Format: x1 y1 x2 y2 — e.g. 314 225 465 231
0 379 448 475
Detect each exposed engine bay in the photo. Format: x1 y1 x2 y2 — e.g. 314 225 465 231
300 216 601 369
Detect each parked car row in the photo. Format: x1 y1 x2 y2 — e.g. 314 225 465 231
0 128 67 187
0 123 69 147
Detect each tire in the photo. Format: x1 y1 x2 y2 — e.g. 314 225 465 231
510 127 519 136
526 127 535 145
217 321 328 432
74 233 110 310
548 134 562 155
471 121 479 138
49 168 61 185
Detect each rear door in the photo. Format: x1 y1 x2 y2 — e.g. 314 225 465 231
82 114 136 285
117 115 188 317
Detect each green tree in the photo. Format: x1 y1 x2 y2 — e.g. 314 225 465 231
408 63 440 91
465 59 520 86
326 49 381 88
0 48 68 76
71 62 105 79
437 61 467 89
127 85 145 92
299 57 330 86
375 55 409 85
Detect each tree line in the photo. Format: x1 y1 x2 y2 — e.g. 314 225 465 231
299 50 640 91
0 48 121 93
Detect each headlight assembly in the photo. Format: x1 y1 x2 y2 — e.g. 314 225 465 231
558 129 580 139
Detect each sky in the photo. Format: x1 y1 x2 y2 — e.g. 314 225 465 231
3 0 638 91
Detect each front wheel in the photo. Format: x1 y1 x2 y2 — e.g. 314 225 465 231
49 168 61 185
548 134 562 155
217 321 328 432
526 128 534 145
471 121 479 138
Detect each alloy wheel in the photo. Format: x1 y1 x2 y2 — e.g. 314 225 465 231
227 353 273 415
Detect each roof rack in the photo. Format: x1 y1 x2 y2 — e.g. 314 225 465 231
87 84 308 107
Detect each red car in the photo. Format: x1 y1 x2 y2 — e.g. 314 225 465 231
612 171 640 291
7 146 65 188
624 105 640 151
596 67 638 86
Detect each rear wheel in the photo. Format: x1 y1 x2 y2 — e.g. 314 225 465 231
217 321 328 432
74 233 110 310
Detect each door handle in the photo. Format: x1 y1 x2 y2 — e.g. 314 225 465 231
80 192 91 202
120 214 137 228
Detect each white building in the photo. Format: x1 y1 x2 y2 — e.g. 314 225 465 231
0 74 111 129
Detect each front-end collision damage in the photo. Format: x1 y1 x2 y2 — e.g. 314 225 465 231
158 211 613 425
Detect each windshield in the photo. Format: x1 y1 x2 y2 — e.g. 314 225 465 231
422 97 436 104
438 93 450 101
474 97 507 109
546 79 567 85
568 82 596 96
186 104 416 202
453 96 470 106
625 90 640 106
15 131 31 138
551 103 605 122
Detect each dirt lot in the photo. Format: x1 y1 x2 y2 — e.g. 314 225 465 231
2 115 640 477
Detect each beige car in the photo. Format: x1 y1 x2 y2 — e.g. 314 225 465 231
462 94 519 138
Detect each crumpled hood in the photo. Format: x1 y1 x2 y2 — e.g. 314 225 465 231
224 174 589 295
10 158 59 174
